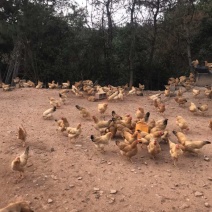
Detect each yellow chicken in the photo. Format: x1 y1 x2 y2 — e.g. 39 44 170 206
17 125 27 147
176 116 189 132
0 201 33 212
174 97 187 107
147 139 161 159
36 80 43 89
192 89 201 98
62 80 70 89
66 124 82 140
135 107 144 119
189 102 197 114
43 106 57 119
197 104 208 115
55 117 69 131
172 130 188 145
11 146 29 182
168 139 183 166
75 105 91 119
48 97 61 108
90 132 112 152
98 103 108 119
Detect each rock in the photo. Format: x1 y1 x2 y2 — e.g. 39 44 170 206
69 184 75 188
195 191 203 197
94 187 100 191
50 147 55 152
77 177 82 180
205 202 210 207
110 190 117 194
204 156 210 161
179 203 190 209
208 177 212 181
107 162 112 165
48 198 53 204
131 169 135 172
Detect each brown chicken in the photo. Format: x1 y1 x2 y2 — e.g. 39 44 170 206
116 139 140 162
98 103 108 119
0 201 34 212
122 130 139 144
43 106 57 119
90 132 112 152
209 120 212 131
176 116 189 132
66 124 82 140
168 139 183 166
11 146 29 182
157 103 165 114
75 105 91 119
59 93 67 105
147 139 161 159
17 125 27 147
55 117 69 131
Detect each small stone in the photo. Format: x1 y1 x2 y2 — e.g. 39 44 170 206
195 191 203 197
77 177 82 180
69 184 75 188
50 147 55 152
131 169 135 172
94 187 100 191
107 162 112 165
48 198 53 204
179 203 189 209
204 202 210 207
208 177 212 181
75 145 82 147
204 157 210 161
144 162 148 165
110 190 117 194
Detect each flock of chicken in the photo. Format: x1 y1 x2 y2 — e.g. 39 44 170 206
1 72 212 211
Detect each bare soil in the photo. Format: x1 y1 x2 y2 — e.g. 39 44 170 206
0 87 211 212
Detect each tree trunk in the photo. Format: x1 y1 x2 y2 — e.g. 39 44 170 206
186 27 192 73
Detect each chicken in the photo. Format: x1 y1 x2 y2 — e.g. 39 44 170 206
108 91 119 101
147 119 156 133
116 139 140 162
174 97 187 106
16 125 27 147
181 140 211 154
177 88 184 97
59 93 67 105
55 117 69 131
98 103 108 119
192 89 201 98
127 86 136 95
43 106 56 119
0 201 34 212
36 80 43 89
160 130 170 143
62 80 70 89
2 83 12 91
48 80 57 89
197 104 208 115
11 146 29 182
172 130 188 145
92 116 113 133
60 89 69 95
135 107 144 119
176 116 189 132
142 131 164 144
48 97 61 108
87 96 96 102
209 120 212 131
147 139 161 159
75 105 91 119
189 102 198 114
164 89 170 97
168 139 183 166
118 115 132 129
111 110 122 121
122 130 139 144
90 132 112 152
151 118 168 132
105 123 117 139
66 124 82 140
204 88 212 99
157 103 165 114
148 93 162 101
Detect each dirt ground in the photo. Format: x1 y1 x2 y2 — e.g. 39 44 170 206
0 87 211 212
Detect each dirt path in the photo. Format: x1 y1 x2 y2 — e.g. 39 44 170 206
0 88 211 212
